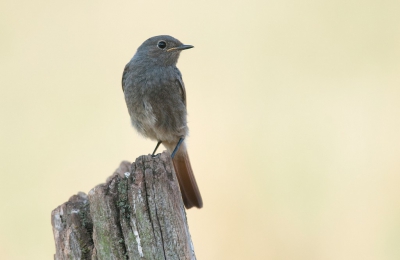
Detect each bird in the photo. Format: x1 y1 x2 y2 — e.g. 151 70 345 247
122 35 203 209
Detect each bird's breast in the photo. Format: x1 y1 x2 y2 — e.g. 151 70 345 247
124 65 187 141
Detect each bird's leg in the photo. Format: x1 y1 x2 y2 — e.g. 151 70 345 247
171 138 184 159
152 141 162 157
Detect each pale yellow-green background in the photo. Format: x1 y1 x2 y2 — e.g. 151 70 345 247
1 0 400 259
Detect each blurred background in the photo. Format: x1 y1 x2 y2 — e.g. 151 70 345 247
1 0 400 259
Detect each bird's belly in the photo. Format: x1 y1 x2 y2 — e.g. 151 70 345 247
126 86 187 142
130 99 158 138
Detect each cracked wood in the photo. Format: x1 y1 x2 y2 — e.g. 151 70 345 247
51 151 196 260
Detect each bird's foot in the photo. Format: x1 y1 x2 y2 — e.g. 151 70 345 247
152 141 162 157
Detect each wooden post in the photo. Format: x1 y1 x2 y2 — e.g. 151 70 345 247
51 152 197 260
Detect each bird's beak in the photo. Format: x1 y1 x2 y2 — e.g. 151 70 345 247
167 44 194 52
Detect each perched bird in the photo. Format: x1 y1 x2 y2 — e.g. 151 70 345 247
122 35 203 209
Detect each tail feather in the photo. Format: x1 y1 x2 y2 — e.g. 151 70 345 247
169 142 203 209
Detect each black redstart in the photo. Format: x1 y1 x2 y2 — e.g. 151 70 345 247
122 35 202 209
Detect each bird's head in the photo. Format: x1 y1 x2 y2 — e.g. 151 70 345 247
135 35 193 66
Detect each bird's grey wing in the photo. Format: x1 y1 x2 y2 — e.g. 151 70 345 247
121 63 129 92
175 68 187 107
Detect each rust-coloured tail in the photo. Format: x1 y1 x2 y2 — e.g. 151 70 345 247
171 143 203 209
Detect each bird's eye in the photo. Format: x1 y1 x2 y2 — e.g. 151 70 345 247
157 41 167 49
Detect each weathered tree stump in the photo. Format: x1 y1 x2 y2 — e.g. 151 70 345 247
51 152 196 260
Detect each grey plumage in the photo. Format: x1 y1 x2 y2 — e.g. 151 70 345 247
122 35 202 209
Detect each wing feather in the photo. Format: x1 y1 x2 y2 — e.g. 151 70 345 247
175 68 187 107
121 63 129 92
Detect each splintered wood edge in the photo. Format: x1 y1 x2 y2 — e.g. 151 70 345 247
51 151 196 260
